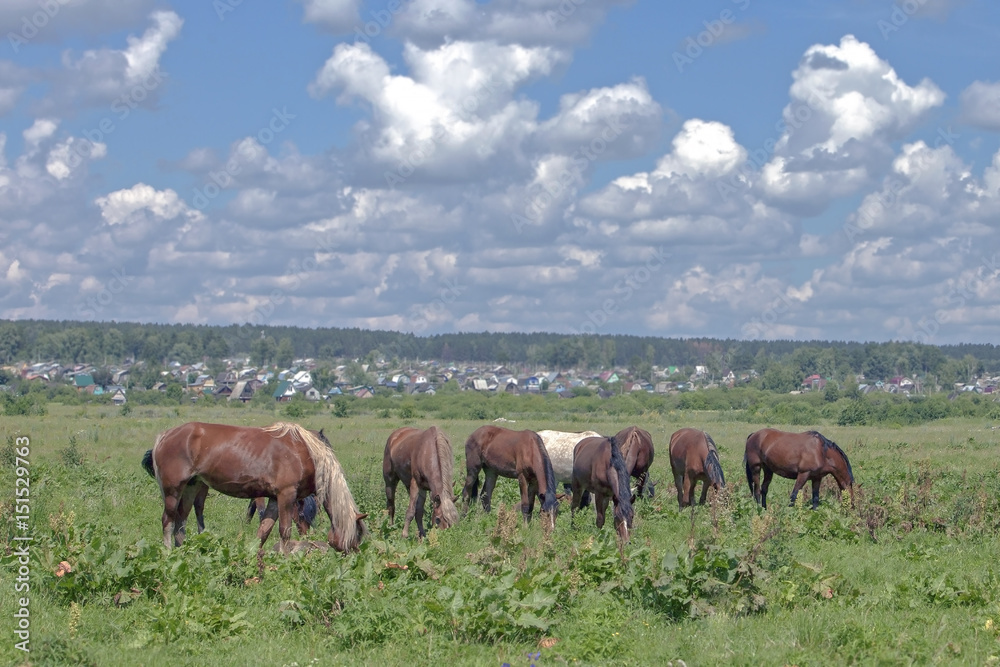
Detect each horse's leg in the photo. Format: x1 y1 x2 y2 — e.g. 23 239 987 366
698 478 710 505
161 488 182 549
480 471 499 513
276 488 297 554
635 471 647 500
684 475 697 508
413 488 428 539
294 499 310 537
257 498 279 546
810 478 821 510
193 483 209 533
595 493 609 529
749 465 762 505
385 471 399 525
519 475 532 525
174 481 203 546
402 479 421 539
462 462 481 516
760 468 774 510
789 472 810 507
673 471 685 509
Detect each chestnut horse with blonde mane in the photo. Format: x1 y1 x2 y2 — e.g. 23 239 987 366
143 422 367 554
571 435 635 544
383 426 460 538
462 425 558 529
668 428 725 508
744 428 855 510
614 426 656 500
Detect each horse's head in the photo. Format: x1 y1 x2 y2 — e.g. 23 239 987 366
430 494 459 530
329 512 368 553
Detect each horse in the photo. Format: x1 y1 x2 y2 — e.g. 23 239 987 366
613 426 656 500
536 429 601 493
668 428 725 508
142 421 368 554
246 495 318 536
744 428 855 510
383 426 460 539
462 425 558 530
570 435 635 544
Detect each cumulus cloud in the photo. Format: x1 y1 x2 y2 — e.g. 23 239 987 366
959 80 1000 131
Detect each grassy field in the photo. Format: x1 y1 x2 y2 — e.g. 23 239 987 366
3 400 1000 666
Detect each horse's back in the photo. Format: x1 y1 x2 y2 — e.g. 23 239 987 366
538 429 599 482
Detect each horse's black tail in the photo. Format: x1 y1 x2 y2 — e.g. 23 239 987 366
607 436 635 525
744 441 754 493
299 495 318 528
246 499 259 523
704 433 726 489
533 432 559 514
141 449 155 479
812 431 854 483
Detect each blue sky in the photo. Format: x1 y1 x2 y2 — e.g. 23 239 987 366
2 0 1000 345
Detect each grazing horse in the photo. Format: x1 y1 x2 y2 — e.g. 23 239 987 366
536 429 601 492
613 426 656 500
142 422 367 554
571 435 635 544
383 426 460 538
246 495 318 536
744 428 855 510
462 426 558 529
668 428 725 508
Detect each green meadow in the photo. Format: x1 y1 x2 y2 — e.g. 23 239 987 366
2 399 1000 666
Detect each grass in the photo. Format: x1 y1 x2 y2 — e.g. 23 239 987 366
2 402 1000 665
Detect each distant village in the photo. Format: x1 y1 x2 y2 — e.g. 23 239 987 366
8 356 1000 406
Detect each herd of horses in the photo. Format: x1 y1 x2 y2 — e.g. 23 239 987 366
141 421 855 555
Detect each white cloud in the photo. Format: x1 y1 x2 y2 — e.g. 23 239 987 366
960 80 1000 131
95 183 202 226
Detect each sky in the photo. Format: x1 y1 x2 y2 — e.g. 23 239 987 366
1 0 1000 345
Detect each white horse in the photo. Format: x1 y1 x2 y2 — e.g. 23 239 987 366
536 430 602 490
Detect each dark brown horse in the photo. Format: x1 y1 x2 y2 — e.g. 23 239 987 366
614 426 656 499
571 435 635 543
744 428 855 510
142 422 367 554
668 428 725 508
383 426 460 538
246 495 317 536
462 426 558 529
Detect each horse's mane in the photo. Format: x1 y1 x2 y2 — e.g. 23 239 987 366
607 436 634 524
810 430 854 482
703 432 726 488
429 427 459 526
263 422 363 547
532 432 558 513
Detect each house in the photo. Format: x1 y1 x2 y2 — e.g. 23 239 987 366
354 387 375 399
272 380 295 402
598 371 619 384
229 379 260 402
302 386 322 402
74 374 95 390
524 376 541 392
110 388 127 406
624 382 644 392
469 378 489 391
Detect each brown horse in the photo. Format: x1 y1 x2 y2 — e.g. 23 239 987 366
744 428 855 510
383 426 460 538
668 428 725 508
614 426 656 500
571 435 635 543
142 422 367 554
462 425 558 529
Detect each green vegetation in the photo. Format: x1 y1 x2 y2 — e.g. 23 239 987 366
3 401 1000 665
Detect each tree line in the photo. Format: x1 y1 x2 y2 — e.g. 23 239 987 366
0 319 998 389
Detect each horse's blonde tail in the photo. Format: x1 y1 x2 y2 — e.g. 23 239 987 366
432 427 459 526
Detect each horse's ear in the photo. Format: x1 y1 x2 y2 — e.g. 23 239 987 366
319 428 325 437
356 512 368 521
